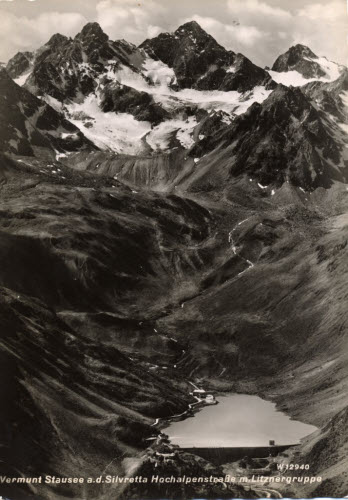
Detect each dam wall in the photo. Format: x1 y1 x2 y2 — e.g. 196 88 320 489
181 445 293 464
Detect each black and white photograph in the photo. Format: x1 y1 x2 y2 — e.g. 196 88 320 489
0 0 347 498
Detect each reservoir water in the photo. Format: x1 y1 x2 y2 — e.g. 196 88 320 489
163 394 317 448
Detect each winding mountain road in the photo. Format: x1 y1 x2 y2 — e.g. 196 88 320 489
228 217 255 276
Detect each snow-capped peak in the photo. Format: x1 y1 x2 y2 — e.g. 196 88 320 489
269 44 344 87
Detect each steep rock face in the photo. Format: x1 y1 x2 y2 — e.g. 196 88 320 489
14 23 147 102
271 44 344 85
0 287 192 500
303 68 348 121
5 21 276 157
5 21 345 163
140 21 273 92
186 85 346 191
0 68 94 157
6 51 34 79
272 44 326 78
303 406 348 497
140 21 229 78
74 21 113 61
100 80 169 123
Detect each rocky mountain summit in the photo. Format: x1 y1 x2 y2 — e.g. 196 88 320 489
15 22 147 102
269 43 344 86
4 21 347 189
6 51 35 80
140 20 273 91
1 19 348 500
272 44 327 78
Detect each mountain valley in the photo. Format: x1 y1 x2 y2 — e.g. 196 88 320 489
0 19 348 500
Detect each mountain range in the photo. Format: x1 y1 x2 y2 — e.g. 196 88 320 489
1 20 348 500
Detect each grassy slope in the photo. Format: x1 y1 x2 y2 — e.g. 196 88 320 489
1 153 348 498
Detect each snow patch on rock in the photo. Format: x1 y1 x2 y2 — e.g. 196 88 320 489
146 116 197 151
141 57 177 87
14 70 32 87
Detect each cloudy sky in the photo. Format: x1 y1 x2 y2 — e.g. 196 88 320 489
0 0 346 68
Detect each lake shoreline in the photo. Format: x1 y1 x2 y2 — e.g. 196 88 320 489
162 393 318 449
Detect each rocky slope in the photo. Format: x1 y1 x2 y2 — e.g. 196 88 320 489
5 22 346 192
6 21 275 158
180 84 347 191
6 51 34 80
303 68 348 121
0 68 94 158
269 44 344 86
0 284 196 500
140 20 273 92
0 154 227 499
11 23 147 102
272 44 328 79
1 18 348 500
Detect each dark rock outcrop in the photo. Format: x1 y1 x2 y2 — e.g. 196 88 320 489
272 44 326 79
140 21 273 92
0 67 94 156
100 81 169 123
303 68 348 121
187 85 346 190
8 22 147 102
6 51 34 79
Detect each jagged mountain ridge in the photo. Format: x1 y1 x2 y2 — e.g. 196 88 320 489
9 23 148 101
3 20 347 190
140 20 273 92
6 50 34 80
273 44 328 78
303 68 348 122
0 67 94 158
5 21 276 157
269 43 344 87
183 84 348 190
65 79 348 192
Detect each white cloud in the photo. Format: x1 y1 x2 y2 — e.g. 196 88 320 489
298 1 344 21
96 0 165 43
184 15 265 51
227 0 292 20
0 0 346 68
0 11 86 62
147 25 162 39
233 25 264 46
197 0 347 67
294 1 347 66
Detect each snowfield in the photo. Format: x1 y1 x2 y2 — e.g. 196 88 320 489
13 51 343 155
146 116 197 152
62 58 274 154
14 70 32 87
106 61 272 116
66 95 151 153
141 56 177 87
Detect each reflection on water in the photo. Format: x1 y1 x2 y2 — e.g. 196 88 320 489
163 394 317 448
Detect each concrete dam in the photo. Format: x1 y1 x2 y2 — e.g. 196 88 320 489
181 445 294 464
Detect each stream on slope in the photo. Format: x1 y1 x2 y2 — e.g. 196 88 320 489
163 394 317 448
